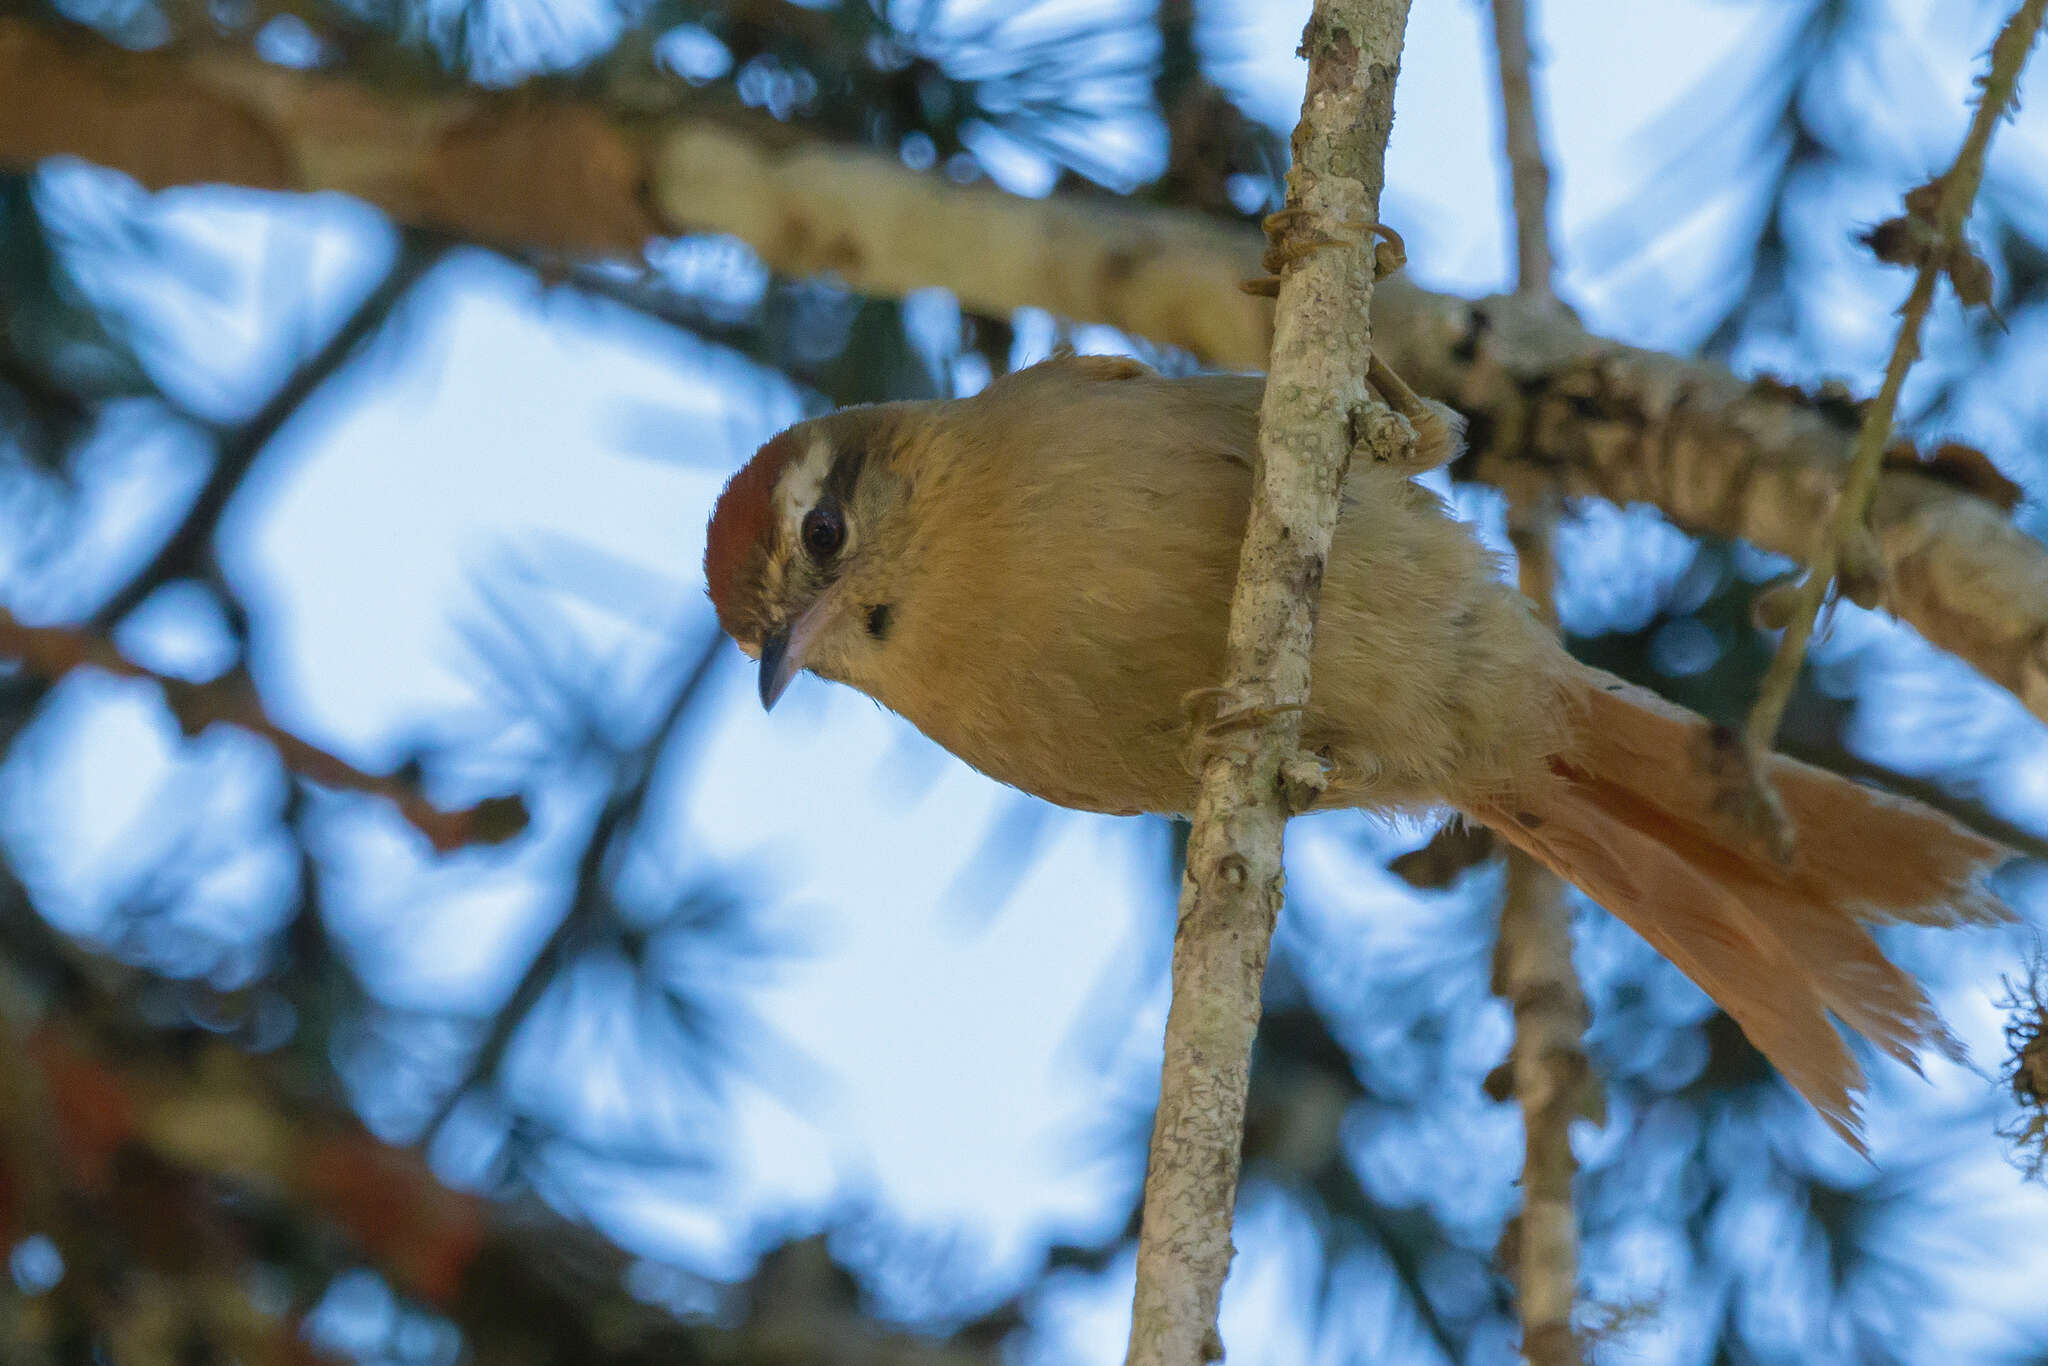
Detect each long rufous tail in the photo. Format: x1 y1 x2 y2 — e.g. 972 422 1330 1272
1470 668 2011 1150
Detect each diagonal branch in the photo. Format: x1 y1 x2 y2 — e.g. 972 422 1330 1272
0 608 526 852
1425 293 2048 733
9 15 2048 742
1125 5 1412 1363
1741 0 2048 850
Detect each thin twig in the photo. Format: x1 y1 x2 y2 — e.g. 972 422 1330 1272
1124 4 1412 1363
1742 0 2048 852
0 608 526 853
1488 0 1558 299
1498 491 1590 1366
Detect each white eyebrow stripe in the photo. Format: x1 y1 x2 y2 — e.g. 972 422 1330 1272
775 434 834 530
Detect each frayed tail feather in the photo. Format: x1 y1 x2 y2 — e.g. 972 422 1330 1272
1471 669 2012 1153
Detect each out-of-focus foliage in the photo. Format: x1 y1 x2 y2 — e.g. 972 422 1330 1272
1 0 2047 1363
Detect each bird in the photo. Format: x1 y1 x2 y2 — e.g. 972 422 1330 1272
702 350 2010 1148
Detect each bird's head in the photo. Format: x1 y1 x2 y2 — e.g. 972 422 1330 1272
704 407 912 709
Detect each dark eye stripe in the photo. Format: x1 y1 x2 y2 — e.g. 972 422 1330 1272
822 443 866 505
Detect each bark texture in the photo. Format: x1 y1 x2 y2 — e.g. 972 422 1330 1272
4 16 2047 731
1125 5 1411 1364
1408 294 2048 728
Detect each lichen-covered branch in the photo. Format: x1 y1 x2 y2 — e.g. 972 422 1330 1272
1741 0 2048 844
1124 5 1411 1364
9 15 2048 735
0 609 526 852
1414 291 2048 731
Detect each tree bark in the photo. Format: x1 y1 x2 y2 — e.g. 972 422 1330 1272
1125 5 1411 1364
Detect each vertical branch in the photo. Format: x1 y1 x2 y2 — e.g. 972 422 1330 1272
1486 0 1584 1336
1494 857 1586 1365
1497 492 1591 1366
1123 4 1413 1364
1742 0 2046 846
1488 0 1558 298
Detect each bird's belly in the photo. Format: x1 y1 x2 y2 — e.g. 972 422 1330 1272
893 687 1198 817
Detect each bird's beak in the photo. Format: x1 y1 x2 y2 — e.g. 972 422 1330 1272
758 627 798 709
757 594 831 711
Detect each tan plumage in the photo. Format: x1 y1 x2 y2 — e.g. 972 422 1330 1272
705 352 2010 1148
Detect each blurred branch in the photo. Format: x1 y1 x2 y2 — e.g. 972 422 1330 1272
9 14 2048 745
0 15 663 254
0 608 527 852
1151 0 1277 217
1741 0 2048 852
89 230 448 631
1 1000 1002 1365
1496 488 1588 1366
423 627 724 1137
0 11 1268 356
1128 4 1411 1363
1486 0 1557 300
1240 996 1474 1359
0 867 1009 1365
1491 854 1586 1366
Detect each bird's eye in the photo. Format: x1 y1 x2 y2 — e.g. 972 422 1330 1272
800 505 845 561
